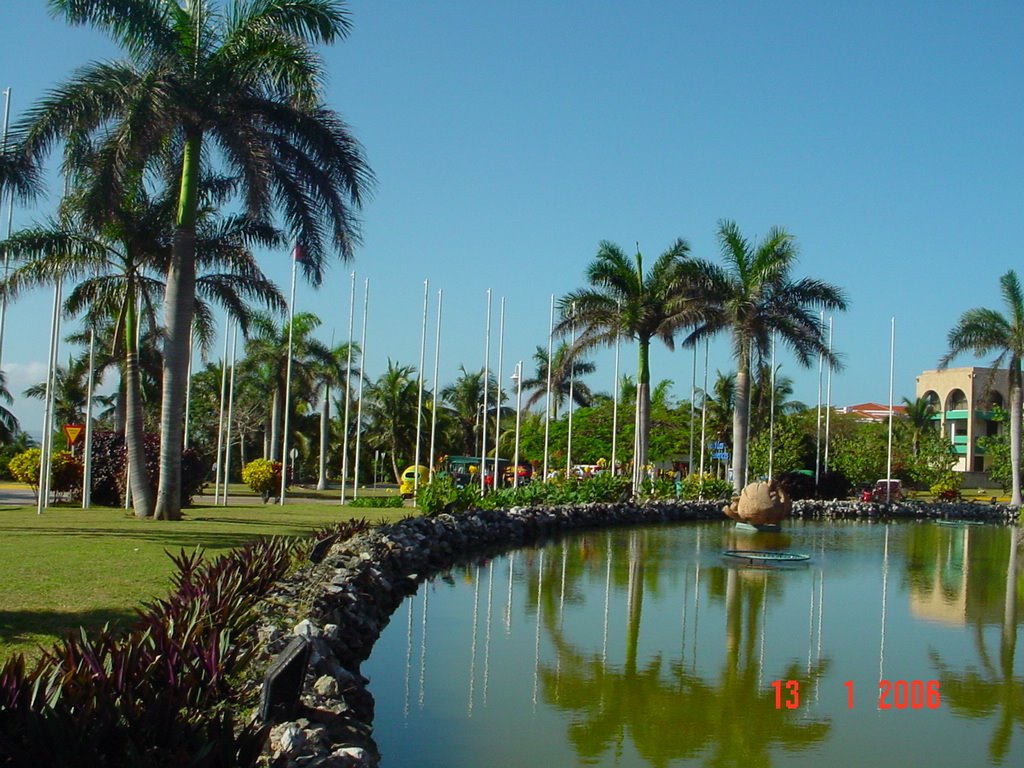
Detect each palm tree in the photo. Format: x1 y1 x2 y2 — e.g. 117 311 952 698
24 358 90 430
243 312 334 461
0 370 21 443
0 173 284 516
363 360 420 482
901 396 937 458
556 239 707 474
940 270 1024 507
19 0 373 519
703 371 736 451
440 366 504 457
522 343 596 418
312 341 360 489
689 221 848 491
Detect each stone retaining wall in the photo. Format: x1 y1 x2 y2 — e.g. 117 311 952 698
255 499 1019 767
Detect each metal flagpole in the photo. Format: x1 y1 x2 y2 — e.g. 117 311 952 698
566 302 575 477
222 321 238 506
340 271 356 503
542 294 554 482
611 317 621 476
824 317 834 474
513 361 523 488
428 288 443 478
37 276 62 515
886 317 895 502
279 246 299 505
0 87 13 371
494 297 505 485
689 343 696 477
814 311 824 491
81 328 95 508
214 314 229 502
699 339 709 489
480 289 492 494
414 279 429 497
769 334 776 481
352 278 369 499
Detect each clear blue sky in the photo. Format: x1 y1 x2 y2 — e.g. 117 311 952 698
1 0 1021 437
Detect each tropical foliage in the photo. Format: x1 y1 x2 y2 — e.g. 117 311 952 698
941 270 1024 507
16 0 372 519
687 220 848 490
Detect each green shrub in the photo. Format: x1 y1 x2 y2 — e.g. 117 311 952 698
346 495 404 508
417 475 477 515
930 472 962 500
679 473 733 500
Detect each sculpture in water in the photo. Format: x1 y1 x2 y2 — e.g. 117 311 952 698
723 480 792 525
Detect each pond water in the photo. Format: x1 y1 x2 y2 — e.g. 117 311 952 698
362 520 1023 767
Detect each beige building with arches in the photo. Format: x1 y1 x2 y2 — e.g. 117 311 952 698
915 366 1008 474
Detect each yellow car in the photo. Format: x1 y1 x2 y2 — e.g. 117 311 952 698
399 465 430 497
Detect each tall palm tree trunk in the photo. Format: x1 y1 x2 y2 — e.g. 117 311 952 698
124 298 153 518
155 134 202 521
635 339 651 473
154 229 196 520
732 349 752 492
1009 365 1022 508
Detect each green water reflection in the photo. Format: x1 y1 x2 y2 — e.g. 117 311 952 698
363 522 1023 768
534 531 829 767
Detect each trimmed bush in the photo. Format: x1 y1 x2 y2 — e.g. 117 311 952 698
7 448 41 489
241 458 282 501
88 431 207 508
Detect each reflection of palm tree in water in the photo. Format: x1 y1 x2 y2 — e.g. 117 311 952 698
930 527 1023 763
529 528 830 767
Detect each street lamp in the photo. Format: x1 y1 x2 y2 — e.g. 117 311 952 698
511 362 523 488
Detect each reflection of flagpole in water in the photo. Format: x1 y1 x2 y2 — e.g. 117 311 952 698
807 571 818 674
812 570 824 705
468 566 480 716
505 552 515 635
878 526 890 705
403 597 413 719
758 572 768 690
532 549 545 712
418 587 429 709
692 530 702 671
557 542 567 694
559 542 568 625
603 533 612 664
816 572 825 661
483 560 494 705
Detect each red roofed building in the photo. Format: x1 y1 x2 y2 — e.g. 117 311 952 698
838 402 907 422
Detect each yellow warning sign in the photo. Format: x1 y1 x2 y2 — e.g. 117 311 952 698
63 424 84 445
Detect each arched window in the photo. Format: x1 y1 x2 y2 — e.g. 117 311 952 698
945 389 968 411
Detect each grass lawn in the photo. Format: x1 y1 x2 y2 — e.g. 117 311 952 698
0 498 407 663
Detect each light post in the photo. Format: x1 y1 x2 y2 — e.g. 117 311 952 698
511 362 523 488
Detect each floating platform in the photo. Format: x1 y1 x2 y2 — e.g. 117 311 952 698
935 519 986 527
722 549 810 564
734 521 782 533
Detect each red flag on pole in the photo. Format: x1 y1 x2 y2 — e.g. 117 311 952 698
292 243 307 264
